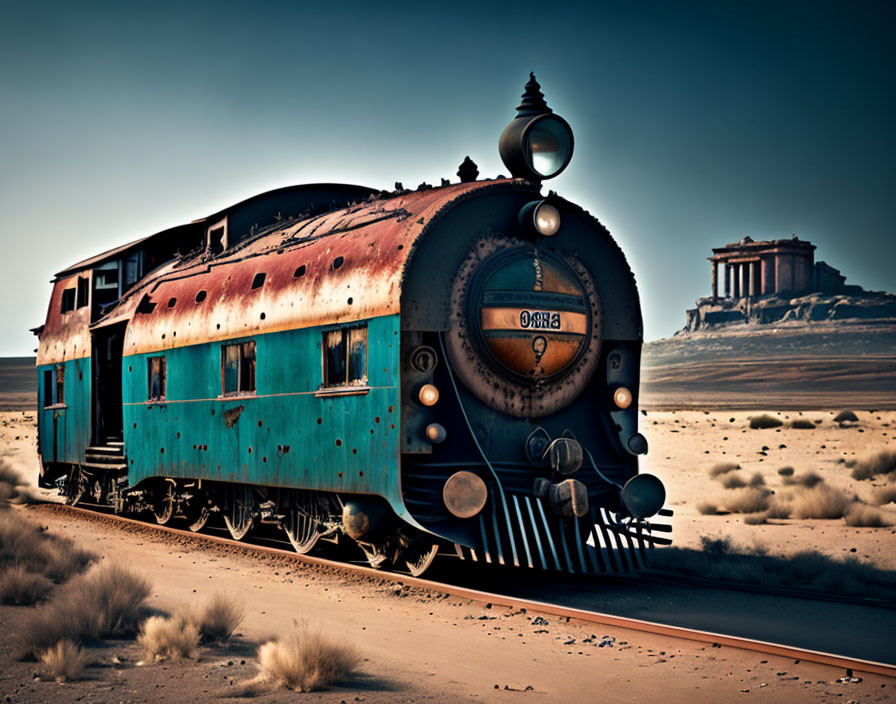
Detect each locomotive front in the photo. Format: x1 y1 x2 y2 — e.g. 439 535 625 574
396 75 670 573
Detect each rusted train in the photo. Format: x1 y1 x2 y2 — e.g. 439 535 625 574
34 75 670 575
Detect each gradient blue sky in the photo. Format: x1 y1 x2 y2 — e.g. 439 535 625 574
1 0 893 356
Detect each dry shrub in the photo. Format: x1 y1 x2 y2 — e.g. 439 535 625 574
0 565 53 605
844 504 888 528
777 466 794 477
850 450 896 481
766 496 792 519
720 474 746 489
783 471 824 488
873 486 896 505
0 511 95 582
649 535 896 597
19 563 151 659
195 592 245 644
791 485 850 519
722 488 770 514
696 502 718 515
40 640 88 682
138 614 200 661
0 457 35 505
708 462 740 478
749 414 782 429
255 624 359 692
743 512 768 525
834 410 859 423
790 419 816 429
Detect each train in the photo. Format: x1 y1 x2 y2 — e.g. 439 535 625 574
34 74 670 575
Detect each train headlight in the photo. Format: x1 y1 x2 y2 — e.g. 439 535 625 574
418 384 439 406
533 202 561 236
425 423 446 444
499 74 574 182
613 387 633 409
443 471 488 518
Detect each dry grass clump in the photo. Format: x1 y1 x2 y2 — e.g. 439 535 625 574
749 414 782 429
650 535 896 597
138 614 200 661
790 419 815 429
19 563 151 659
844 504 889 528
791 485 850 520
720 474 746 489
0 510 95 582
254 625 360 692
696 502 718 515
783 471 824 488
850 450 896 481
40 640 89 682
777 466 794 477
834 410 859 424
766 496 792 519
0 458 35 506
0 565 53 605
708 462 740 478
194 592 245 644
743 513 768 525
721 487 771 514
873 486 896 505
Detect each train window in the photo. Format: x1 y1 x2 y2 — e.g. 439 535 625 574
148 356 166 401
55 365 64 405
222 341 256 395
60 288 76 314
76 276 89 308
42 370 53 407
251 273 266 290
323 325 367 388
293 265 306 278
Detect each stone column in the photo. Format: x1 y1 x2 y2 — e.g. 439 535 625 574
761 256 774 295
711 261 718 300
776 254 793 292
738 263 745 299
749 261 758 297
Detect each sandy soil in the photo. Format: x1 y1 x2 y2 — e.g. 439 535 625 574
640 409 896 570
1 411 895 702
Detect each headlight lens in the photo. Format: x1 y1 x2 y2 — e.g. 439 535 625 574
418 384 440 406
425 423 446 444
613 386 633 409
527 115 573 178
534 202 561 236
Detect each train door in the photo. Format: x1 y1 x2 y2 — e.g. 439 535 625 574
92 322 126 445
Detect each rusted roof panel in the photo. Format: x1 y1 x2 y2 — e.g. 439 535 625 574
36 273 92 365
121 180 526 356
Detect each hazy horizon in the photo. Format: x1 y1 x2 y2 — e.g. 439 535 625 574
1 0 893 356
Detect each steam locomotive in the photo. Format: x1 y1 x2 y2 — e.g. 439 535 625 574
34 75 670 575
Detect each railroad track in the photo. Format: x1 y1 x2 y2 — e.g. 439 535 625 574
32 501 896 679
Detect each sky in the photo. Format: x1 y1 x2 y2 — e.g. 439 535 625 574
0 0 893 356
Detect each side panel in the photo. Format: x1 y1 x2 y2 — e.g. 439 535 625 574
122 315 403 508
36 357 92 465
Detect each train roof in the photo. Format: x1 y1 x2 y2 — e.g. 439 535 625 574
111 178 539 356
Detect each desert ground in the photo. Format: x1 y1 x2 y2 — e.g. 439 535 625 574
1 408 895 702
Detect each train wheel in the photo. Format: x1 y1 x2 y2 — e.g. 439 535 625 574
184 497 210 532
152 483 176 525
360 543 391 570
404 543 439 577
281 505 320 554
224 486 254 541
64 467 86 506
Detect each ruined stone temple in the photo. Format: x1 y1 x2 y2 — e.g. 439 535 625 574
683 235 896 331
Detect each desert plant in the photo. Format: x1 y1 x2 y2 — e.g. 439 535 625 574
766 496 792 519
783 471 824 488
720 474 746 489
194 592 245 644
850 450 896 481
696 502 718 515
834 410 859 423
0 565 53 605
791 485 850 519
722 488 771 514
19 563 151 659
743 512 768 525
0 511 94 581
749 414 783 429
40 640 89 682
844 504 888 528
777 466 794 477
708 462 740 478
873 486 896 505
0 458 34 505
138 614 200 661
255 625 359 692
790 419 815 429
